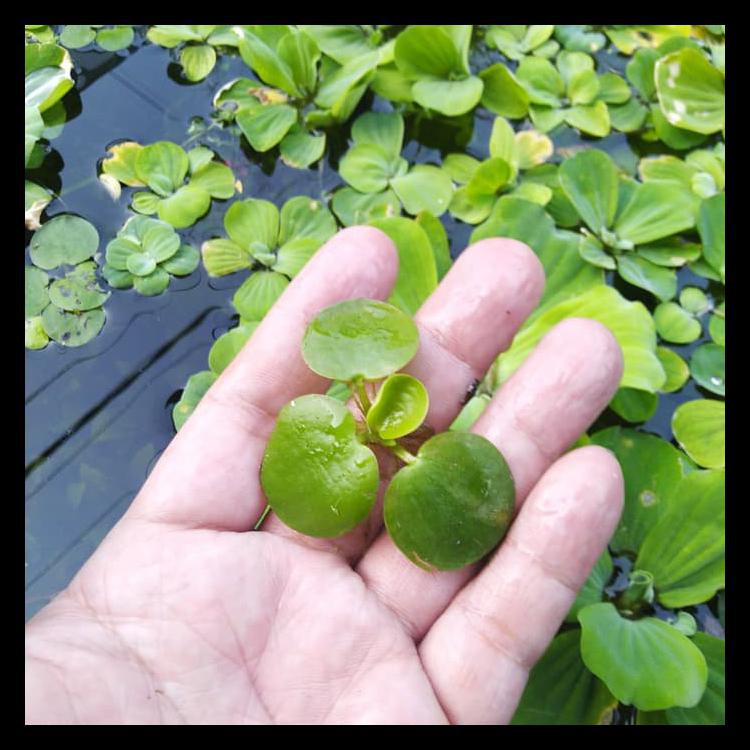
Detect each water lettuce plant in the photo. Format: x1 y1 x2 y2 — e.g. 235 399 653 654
59 25 135 52
100 140 237 228
485 25 558 61
260 298 515 569
146 25 237 81
102 215 200 296
202 196 337 320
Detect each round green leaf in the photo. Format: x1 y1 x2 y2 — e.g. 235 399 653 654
126 252 158 277
188 161 236 199
653 301 702 344
331 187 401 226
25 316 49 350
201 238 253 277
384 431 514 571
617 256 677 302
516 56 564 107
260 394 380 537
302 298 419 382
637 240 701 268
135 141 189 197
101 141 144 187
656 347 690 393
278 195 337 246
579 603 708 711
563 101 610 137
367 373 429 440
161 243 200 276
272 238 320 278
208 322 258 374
101 263 134 290
665 634 725 725
180 44 217 82
173 370 218 431
48 263 110 311
225 198 280 251
655 49 724 134
672 399 724 469
236 104 297 152
636 469 724 608
608 98 649 133
131 190 161 215
394 25 462 80
591 426 685 555
25 266 49 318
59 25 96 48
479 63 530 119
512 630 617 725
411 75 484 117
105 237 139 271
369 217 438 315
96 26 134 52
559 149 619 236
449 187 496 225
232 270 289 321
279 128 326 169
708 302 724 347
133 267 171 296
340 143 406 194
390 164 454 217
41 305 105 347
690 343 724 396
156 185 211 229
142 222 180 262
29 215 100 270
351 111 404 156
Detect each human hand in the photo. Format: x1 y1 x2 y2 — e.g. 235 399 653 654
25 227 624 725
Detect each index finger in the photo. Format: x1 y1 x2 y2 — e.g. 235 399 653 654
127 227 398 531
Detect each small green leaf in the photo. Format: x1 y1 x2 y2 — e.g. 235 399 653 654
697 194 724 282
653 302 702 344
272 238 320 277
101 264 134 290
563 101 610 137
126 253 157 277
614 183 696 246
512 630 617 725
25 266 50 318
579 235 616 270
384 431 514 571
225 198 280 251
156 185 211 229
332 188 401 226
25 65 74 114
29 215 100 271
135 141 189 197
25 316 49 350
173 370 218 431
48 263 110 311
131 191 161 215
394 25 462 80
351 111 404 157
279 128 326 169
161 243 200 277
617 256 677 302
479 63 530 118
208 323 258 374
277 29 320 95
105 237 140 270
672 399 724 469
188 161 236 200
391 165 454 217
367 373 429 440
133 267 171 296
101 141 144 186
59 25 96 49
449 394 491 432
142 222 180 262
636 469 724 608
261 394 380 537
656 347 690 393
232 271 289 321
579 603 708 711
708 302 724 347
690 343 724 396
278 195 337 246
96 26 134 52
201 239 252 277
609 387 659 423
340 143 406 193
637 240 701 268
236 104 298 152
415 211 452 280
412 76 484 117
516 57 564 107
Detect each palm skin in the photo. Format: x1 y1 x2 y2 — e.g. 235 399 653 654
26 228 625 725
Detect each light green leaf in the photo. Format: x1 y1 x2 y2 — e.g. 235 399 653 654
448 187 496 225
172 371 218 431
278 196 336 246
25 65 74 113
464 158 512 197
272 238 320 277
657 347 690 393
29 215 99 271
298 25 376 65
208 323 258 375
415 211 451 280
102 141 144 186
412 76 484 117
279 128 326 168
697 194 724 282
313 51 378 118
449 394 491 432
236 104 298 152
563 101 610 137
655 49 724 134
512 630 617 725
559 149 619 235
579 603 707 711
579 235 616 270
626 48 658 100
236 27 298 96
351 111 404 157
232 270 289 321
516 57 564 107
142 222 180 262
133 267 171 296
41 305 105 347
147 25 205 47
179 44 216 82
156 185 211 229
653 302 702 344
367 373 429 440
302 298 419 382
650 104 708 150
25 106 44 166
261 394 379 537
332 188 401 226
131 191 161 215
597 72 631 104
161 243 200 276
608 98 648 133
135 141 189 197
637 468 724 608
394 25 462 80
25 265 50 318
636 239 701 267
369 217 438 315
565 550 614 624
609 387 658 423
127 253 157 277
96 26 134 52
60 24 96 48
479 63 530 118
48 263 109 311
101 263 134 289
370 64 414 103
25 316 49 350
591 426 685 554
225 199 279 251
528 105 566 133
188 161 235 200
25 43 65 75
614 183 696 246
617 255 677 302
391 165 454 217
277 29 320 95
515 130 554 170
672 400 724 469
340 143 406 194
709 302 724 347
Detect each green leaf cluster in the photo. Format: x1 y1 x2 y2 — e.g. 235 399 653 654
59 25 135 52
147 25 239 81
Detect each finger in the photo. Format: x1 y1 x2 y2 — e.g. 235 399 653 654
420 445 624 724
127 227 398 531
358 318 623 639
262 239 545 560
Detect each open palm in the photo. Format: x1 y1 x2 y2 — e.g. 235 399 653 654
26 228 624 725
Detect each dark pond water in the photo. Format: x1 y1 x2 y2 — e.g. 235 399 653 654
25 29 721 663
